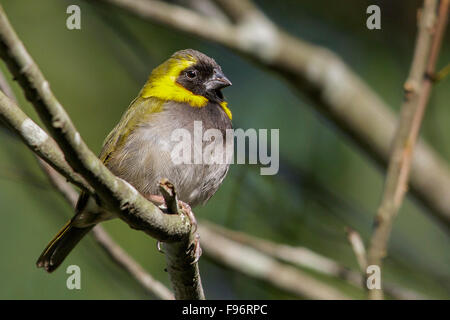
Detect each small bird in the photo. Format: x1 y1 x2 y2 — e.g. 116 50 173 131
37 49 233 272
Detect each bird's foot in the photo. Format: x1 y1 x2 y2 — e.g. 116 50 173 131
156 240 164 253
188 232 202 264
179 201 202 263
146 194 165 208
147 180 202 263
179 201 197 233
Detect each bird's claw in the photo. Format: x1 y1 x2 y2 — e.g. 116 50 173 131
180 201 197 233
156 240 164 253
180 201 202 263
146 188 202 263
188 232 202 264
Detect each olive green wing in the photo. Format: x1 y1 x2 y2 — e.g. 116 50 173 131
75 96 164 214
99 96 165 165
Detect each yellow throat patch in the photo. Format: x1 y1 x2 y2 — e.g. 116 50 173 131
140 55 232 120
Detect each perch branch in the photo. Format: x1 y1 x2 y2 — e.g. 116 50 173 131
0 6 203 300
0 90 93 194
0 70 174 300
96 0 450 228
367 0 448 300
30 143 342 300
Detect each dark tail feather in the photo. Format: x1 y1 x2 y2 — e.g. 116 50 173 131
36 220 93 273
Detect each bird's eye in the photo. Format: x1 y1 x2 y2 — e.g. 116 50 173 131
186 70 197 79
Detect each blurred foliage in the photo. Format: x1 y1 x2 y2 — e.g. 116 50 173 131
0 0 448 299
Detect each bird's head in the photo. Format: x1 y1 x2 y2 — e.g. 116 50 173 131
141 49 232 118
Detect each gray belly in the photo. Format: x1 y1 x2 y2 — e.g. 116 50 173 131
106 101 233 207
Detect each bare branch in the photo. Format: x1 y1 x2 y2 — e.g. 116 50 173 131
0 70 84 206
94 0 450 228
367 0 448 300
92 226 175 300
202 221 425 300
211 0 260 23
37 158 79 206
345 227 368 274
0 67 15 100
182 0 229 22
0 5 203 300
199 223 351 300
0 91 93 194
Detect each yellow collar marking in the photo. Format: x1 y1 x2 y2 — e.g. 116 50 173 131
220 101 232 120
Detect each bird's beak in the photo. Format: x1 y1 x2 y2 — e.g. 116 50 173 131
205 71 232 91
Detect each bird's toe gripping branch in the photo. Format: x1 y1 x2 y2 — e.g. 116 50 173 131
152 179 202 263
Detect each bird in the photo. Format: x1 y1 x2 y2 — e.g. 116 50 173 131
36 49 233 272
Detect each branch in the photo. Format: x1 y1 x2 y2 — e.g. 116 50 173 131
95 0 450 228
0 69 421 301
367 0 448 300
211 0 260 23
0 88 93 194
92 227 175 300
199 223 351 300
0 70 174 300
0 6 203 300
345 227 367 275
0 7 188 242
41 162 174 300
0 69 89 201
0 66 14 100
182 0 230 22
202 221 425 300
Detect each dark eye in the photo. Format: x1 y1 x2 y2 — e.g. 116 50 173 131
186 70 197 79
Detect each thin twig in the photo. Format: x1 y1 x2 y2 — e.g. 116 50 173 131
211 0 259 23
367 0 448 300
199 224 351 300
95 0 450 228
0 67 14 99
0 73 92 195
202 221 426 300
183 0 229 22
0 90 93 193
0 5 203 300
345 227 368 274
92 227 175 300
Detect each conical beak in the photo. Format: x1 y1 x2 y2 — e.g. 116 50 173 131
205 71 232 90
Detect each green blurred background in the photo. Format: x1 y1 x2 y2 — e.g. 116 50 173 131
0 0 448 299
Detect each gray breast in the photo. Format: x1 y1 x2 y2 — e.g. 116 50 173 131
107 100 233 207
